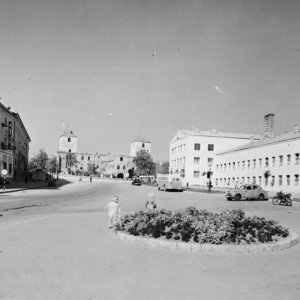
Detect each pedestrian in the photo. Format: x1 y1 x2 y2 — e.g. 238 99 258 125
106 195 121 228
145 193 157 211
90 174 92 183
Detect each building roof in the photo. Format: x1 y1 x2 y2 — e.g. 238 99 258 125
132 135 151 143
217 130 300 155
171 129 261 142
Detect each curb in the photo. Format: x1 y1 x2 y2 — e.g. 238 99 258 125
117 231 299 254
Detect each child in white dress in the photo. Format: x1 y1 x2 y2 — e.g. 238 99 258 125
106 195 121 228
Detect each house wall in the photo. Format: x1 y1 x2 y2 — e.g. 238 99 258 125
214 137 300 193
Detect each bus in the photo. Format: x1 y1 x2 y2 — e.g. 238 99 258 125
139 175 155 184
156 174 183 192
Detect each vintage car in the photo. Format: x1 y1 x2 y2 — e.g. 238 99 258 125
132 178 142 186
225 184 268 201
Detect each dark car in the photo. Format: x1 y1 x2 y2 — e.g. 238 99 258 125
132 178 142 186
226 184 268 201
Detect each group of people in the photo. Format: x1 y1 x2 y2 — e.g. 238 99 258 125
106 192 157 228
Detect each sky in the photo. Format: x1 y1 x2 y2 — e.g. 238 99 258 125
1 0 300 161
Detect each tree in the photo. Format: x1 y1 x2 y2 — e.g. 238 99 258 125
156 160 169 174
135 150 156 176
47 156 58 178
29 148 49 171
66 153 77 174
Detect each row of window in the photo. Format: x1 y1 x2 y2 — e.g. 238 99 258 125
215 174 299 187
194 143 214 151
216 153 300 172
193 157 214 164
171 143 215 155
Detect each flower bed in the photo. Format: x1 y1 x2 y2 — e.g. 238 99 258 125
115 207 289 245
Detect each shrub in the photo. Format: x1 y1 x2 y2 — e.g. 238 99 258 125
116 208 289 245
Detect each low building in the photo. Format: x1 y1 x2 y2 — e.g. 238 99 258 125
0 102 31 179
169 129 261 187
103 154 135 179
214 120 300 193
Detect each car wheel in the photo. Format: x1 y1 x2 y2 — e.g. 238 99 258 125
227 197 232 201
258 193 265 201
234 194 242 201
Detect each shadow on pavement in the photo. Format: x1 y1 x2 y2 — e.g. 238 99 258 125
0 178 73 194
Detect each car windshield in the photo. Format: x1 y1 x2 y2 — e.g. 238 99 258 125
240 185 246 190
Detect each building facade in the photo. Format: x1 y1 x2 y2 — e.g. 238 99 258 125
103 154 135 179
130 135 151 157
0 102 31 179
214 124 300 193
169 129 261 187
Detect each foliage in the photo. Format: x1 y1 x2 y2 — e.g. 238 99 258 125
115 208 289 245
156 160 170 174
66 153 77 173
29 148 49 171
134 150 156 176
47 156 58 175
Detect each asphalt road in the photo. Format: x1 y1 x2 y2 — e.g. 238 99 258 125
0 177 300 300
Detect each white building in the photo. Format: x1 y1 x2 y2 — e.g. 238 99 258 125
169 129 261 187
214 123 300 193
130 135 151 157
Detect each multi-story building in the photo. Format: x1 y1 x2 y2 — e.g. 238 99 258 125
130 135 151 157
0 102 31 179
169 129 261 187
214 117 300 193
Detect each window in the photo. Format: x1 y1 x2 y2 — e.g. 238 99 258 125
142 143 145 148
120 157 123 161
279 175 283 186
259 158 262 168
258 176 262 185
279 155 283 166
9 163 12 174
123 166 126 170
271 176 275 186
208 144 214 151
265 157 269 167
88 156 90 161
295 153 299 165
117 165 120 170
242 161 245 169
237 161 240 169
272 157 275 167
224 163 226 171
253 159 256 169
68 138 71 142
69 149 71 152
287 155 291 165
81 156 84 160
208 158 214 164
247 160 250 169
233 162 236 170
193 171 200 178
194 143 200 150
228 163 231 171
252 177 256 183
286 175 290 186
247 177 250 183
194 157 200 164
295 175 299 186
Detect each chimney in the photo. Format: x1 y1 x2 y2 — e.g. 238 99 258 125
264 114 275 138
294 124 299 133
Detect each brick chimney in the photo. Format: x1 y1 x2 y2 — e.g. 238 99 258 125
264 114 275 138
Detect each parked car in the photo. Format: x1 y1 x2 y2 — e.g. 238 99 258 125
132 178 142 186
225 184 268 201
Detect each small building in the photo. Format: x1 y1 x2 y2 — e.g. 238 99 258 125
103 154 135 179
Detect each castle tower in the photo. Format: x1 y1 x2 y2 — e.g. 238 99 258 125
59 129 78 153
130 135 151 157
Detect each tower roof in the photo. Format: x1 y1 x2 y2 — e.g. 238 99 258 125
60 129 77 137
132 135 151 143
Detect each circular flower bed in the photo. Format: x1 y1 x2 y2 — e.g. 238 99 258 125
115 207 289 245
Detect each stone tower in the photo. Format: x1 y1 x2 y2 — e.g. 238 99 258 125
130 135 151 157
59 129 78 153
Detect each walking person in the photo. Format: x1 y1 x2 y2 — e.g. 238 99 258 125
106 195 121 228
145 193 157 211
90 174 93 183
